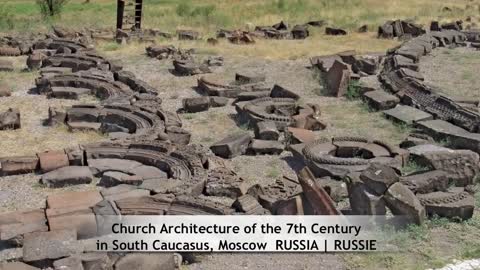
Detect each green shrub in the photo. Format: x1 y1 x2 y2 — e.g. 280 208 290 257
346 80 362 100
191 5 215 17
0 4 14 30
176 2 216 19
36 0 69 17
277 0 287 11
176 2 192 17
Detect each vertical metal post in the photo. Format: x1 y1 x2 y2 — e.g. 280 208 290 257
116 0 125 30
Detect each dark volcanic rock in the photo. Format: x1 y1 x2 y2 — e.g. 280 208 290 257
41 166 94 188
0 108 21 130
210 133 252 158
384 182 426 225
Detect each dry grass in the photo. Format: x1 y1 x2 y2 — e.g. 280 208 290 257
319 99 409 145
2 0 480 60
98 31 399 60
343 201 480 270
2 0 477 33
0 59 104 157
420 47 480 100
0 93 104 156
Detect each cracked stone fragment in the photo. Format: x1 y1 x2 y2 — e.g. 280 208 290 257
359 163 399 195
417 190 475 220
41 166 93 188
384 182 426 225
210 133 252 158
23 229 80 262
254 121 279 140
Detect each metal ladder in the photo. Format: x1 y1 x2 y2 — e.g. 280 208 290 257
116 0 143 30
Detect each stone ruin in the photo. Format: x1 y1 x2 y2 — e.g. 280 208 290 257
310 50 382 96
290 137 407 179
28 39 192 144
378 19 425 40
0 108 21 130
216 19 350 44
208 94 326 159
145 45 193 60
302 24 480 224
145 45 224 76
310 27 480 153
1 16 480 269
197 72 270 98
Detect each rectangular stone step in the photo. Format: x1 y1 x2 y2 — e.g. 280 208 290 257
383 105 433 125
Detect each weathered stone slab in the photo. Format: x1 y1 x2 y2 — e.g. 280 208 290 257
0 156 39 176
0 81 12 97
417 190 474 220
177 30 199 40
0 59 14 71
37 150 69 173
254 121 279 140
103 189 151 202
232 195 266 214
139 178 189 195
383 105 433 125
0 108 21 130
0 262 40 270
205 168 249 199
409 144 480 185
414 149 479 187
65 145 85 166
384 182 426 225
165 126 191 145
285 127 315 144
99 171 143 187
47 190 103 209
407 144 450 156
325 60 350 97
415 119 480 153
210 133 252 158
67 121 102 131
400 170 449 194
100 184 138 197
235 72 266 84
80 253 111 270
363 90 400 111
114 253 176 270
209 96 229 107
88 158 143 176
51 87 91 100
115 195 174 215
53 256 83 270
359 163 399 195
315 177 348 203
346 173 386 215
168 195 233 215
249 139 284 155
183 97 210 113
46 208 97 239
358 75 382 93
270 84 300 100
129 165 168 180
41 166 94 188
236 91 271 101
0 209 48 241
325 27 347 35
23 229 79 262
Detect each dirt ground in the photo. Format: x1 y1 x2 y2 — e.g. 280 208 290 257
1 40 480 269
